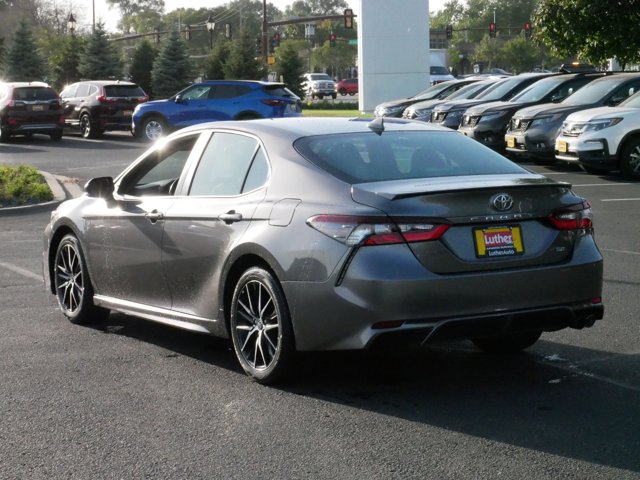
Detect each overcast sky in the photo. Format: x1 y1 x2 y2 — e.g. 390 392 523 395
86 0 447 32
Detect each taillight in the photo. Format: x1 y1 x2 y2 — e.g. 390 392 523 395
306 215 449 246
97 90 116 103
137 96 149 103
261 99 286 107
549 201 593 230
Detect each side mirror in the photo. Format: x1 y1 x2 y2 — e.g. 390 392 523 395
174 94 184 104
84 176 114 199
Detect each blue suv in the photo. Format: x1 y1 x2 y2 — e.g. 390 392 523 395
132 80 302 141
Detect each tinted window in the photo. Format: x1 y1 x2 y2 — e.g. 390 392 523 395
210 84 252 99
430 66 450 75
104 84 146 97
13 87 58 101
446 81 491 100
413 81 458 100
189 133 260 196
264 85 295 97
561 77 631 105
118 135 198 196
476 76 544 101
295 131 526 184
88 85 100 96
181 85 211 100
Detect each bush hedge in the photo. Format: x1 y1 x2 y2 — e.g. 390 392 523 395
0 164 53 207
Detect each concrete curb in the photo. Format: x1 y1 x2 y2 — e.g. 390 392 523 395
0 171 83 216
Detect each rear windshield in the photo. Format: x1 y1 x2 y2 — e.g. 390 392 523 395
104 85 146 97
295 131 526 184
263 85 296 97
13 87 58 101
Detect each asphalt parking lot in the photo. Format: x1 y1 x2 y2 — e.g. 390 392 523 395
1 132 638 479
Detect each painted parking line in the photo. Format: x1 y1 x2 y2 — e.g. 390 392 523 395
601 197 640 202
0 261 42 283
601 248 640 256
63 136 142 147
572 183 634 187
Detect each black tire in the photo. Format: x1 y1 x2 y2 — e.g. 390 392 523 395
472 330 542 354
230 267 295 384
53 234 109 325
50 130 63 141
338 88 347 96
620 138 640 180
80 113 100 139
318 94 324 100
348 92 355 96
0 128 10 142
235 112 262 121
331 93 337 100
141 115 166 141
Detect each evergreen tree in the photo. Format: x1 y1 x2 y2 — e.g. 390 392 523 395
5 19 47 81
151 30 193 98
274 40 305 98
223 31 266 80
78 23 121 79
204 40 231 80
130 39 157 98
50 34 84 89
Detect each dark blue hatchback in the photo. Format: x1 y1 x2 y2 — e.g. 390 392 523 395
132 80 302 141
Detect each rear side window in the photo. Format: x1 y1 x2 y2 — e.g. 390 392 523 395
189 133 261 196
295 131 526 184
104 84 146 97
75 84 90 97
263 85 295 97
210 84 252 99
13 87 58 101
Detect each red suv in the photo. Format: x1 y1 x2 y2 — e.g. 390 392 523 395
336 78 358 96
0 82 64 142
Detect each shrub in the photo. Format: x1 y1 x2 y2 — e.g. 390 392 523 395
0 164 53 207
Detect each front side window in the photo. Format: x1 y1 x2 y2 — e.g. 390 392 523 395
189 133 263 196
181 85 211 101
118 135 199 196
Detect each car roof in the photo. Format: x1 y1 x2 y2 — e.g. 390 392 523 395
2 81 52 88
196 80 286 87
177 116 448 142
75 80 139 86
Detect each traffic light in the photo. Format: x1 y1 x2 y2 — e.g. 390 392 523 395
489 22 496 38
225 23 232 39
184 24 191 41
524 22 532 39
273 32 280 47
446 24 453 40
344 8 354 29
330 33 336 47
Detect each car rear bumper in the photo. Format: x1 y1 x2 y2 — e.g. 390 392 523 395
283 238 603 351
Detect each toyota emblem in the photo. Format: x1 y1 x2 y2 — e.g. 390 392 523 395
491 193 514 211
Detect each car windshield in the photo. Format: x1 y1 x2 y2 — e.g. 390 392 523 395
13 87 57 101
413 81 457 100
310 74 332 81
104 85 146 97
295 131 526 184
561 78 624 105
619 92 640 107
475 77 532 101
430 66 450 75
446 81 491 100
510 77 563 102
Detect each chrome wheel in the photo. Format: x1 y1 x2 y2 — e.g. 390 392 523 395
55 240 85 315
143 117 164 141
230 268 293 383
53 235 108 324
80 114 95 139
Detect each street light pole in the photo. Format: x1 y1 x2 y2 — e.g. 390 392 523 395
206 14 216 50
92 0 96 31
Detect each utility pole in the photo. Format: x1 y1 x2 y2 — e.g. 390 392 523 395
262 0 268 65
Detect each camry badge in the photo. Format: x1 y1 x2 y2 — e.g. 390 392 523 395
492 193 514 211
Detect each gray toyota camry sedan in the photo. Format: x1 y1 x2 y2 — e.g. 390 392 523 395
43 117 604 384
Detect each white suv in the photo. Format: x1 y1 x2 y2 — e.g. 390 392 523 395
302 73 337 100
555 92 640 179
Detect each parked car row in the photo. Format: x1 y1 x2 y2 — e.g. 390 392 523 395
376 69 640 179
0 79 303 143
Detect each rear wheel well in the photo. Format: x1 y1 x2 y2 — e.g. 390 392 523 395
223 254 275 332
47 226 76 294
234 111 262 120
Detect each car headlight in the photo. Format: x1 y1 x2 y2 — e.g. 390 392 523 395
563 118 623 136
383 105 406 115
530 113 563 128
414 107 434 118
478 111 508 123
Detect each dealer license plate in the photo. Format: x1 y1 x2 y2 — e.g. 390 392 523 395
32 105 44 111
123 110 133 117
474 225 524 258
506 135 515 148
557 140 568 153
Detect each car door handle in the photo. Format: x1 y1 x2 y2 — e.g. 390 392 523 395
218 211 242 224
145 210 164 223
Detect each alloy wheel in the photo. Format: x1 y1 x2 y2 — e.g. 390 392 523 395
55 241 85 316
